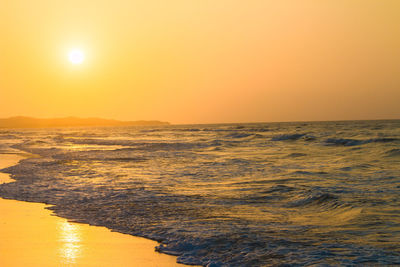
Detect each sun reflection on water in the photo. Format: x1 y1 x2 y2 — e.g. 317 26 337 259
59 221 82 264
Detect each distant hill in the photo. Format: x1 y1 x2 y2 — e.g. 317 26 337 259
0 116 170 128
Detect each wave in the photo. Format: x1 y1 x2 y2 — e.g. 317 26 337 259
271 133 306 141
324 138 364 146
223 132 264 140
59 138 138 146
287 193 338 208
384 148 400 157
286 153 307 158
261 185 295 194
291 170 328 175
224 132 254 139
54 138 211 151
246 127 270 132
20 140 50 146
324 137 400 146
370 137 400 143
54 152 148 162
0 134 19 139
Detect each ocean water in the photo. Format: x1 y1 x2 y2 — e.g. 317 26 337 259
0 120 400 266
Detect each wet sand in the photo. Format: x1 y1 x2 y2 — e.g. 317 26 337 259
0 154 183 266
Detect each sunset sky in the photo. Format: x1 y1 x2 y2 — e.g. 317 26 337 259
1 0 399 124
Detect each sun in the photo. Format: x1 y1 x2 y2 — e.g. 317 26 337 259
68 49 85 64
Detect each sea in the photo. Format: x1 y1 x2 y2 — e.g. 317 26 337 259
0 120 399 266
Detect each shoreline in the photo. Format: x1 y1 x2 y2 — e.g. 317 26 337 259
0 153 185 266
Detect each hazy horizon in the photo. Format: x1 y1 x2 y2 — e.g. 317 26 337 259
1 115 399 126
1 1 400 124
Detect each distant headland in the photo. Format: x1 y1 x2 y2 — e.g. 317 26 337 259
0 116 170 128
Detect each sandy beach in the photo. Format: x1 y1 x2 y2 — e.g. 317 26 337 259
0 153 183 267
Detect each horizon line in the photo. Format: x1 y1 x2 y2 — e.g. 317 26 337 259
1 115 399 127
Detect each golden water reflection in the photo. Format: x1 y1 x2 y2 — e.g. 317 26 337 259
0 196 183 267
59 221 82 264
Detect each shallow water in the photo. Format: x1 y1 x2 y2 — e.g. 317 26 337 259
0 154 184 267
0 120 399 266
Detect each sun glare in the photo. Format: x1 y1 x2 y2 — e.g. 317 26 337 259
68 49 85 64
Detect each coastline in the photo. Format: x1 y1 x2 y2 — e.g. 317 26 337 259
0 153 185 266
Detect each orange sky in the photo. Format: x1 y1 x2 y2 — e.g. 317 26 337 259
1 0 399 124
